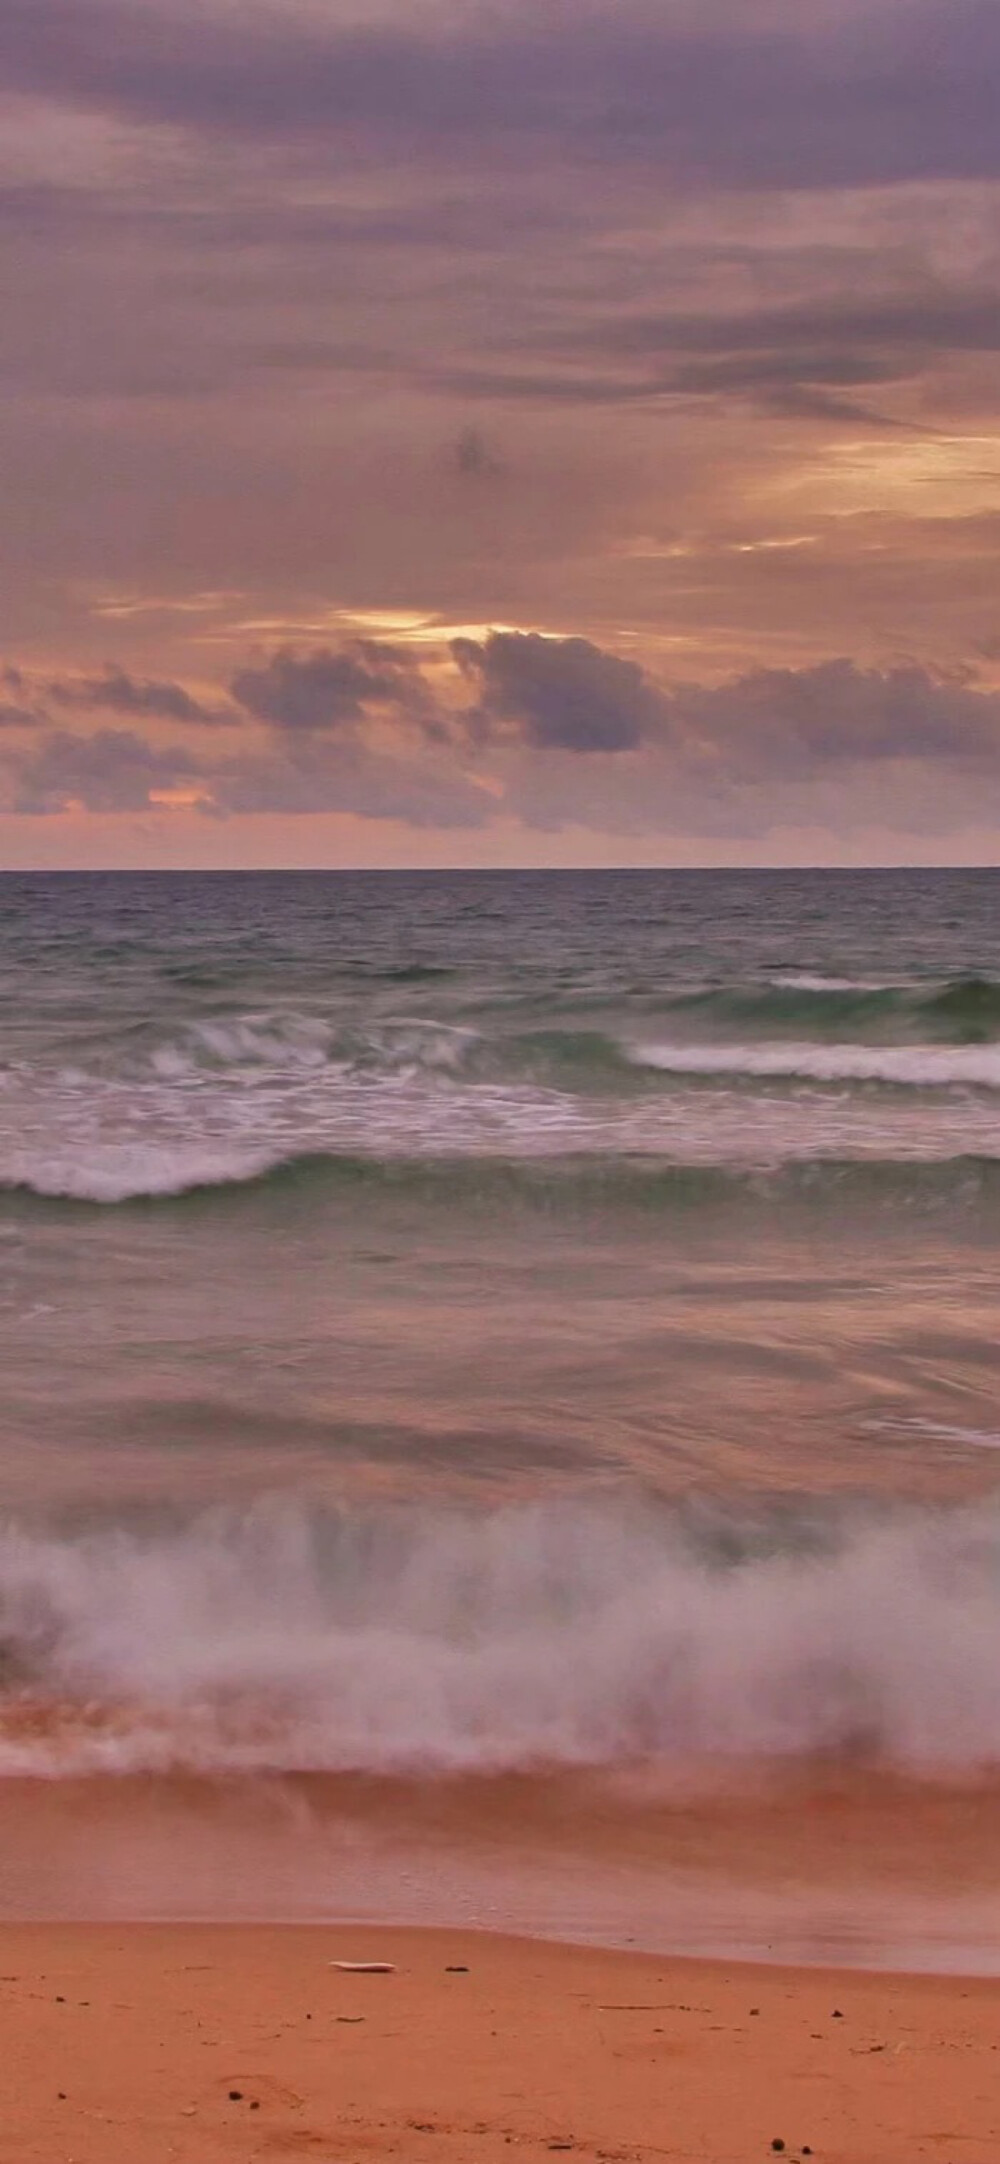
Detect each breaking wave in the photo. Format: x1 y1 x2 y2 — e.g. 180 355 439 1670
138 1013 1000 1090
8 979 1000 1209
2 1496 1000 1778
102 1012 486 1082
7 1149 1000 1213
632 1039 1000 1088
19 975 1000 1095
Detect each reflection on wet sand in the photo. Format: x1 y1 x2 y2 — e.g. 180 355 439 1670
3 1764 1000 1974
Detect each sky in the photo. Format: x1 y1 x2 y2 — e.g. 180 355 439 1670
1 0 999 867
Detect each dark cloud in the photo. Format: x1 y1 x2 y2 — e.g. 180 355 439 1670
753 386 912 428
1 714 487 827
4 645 1000 835
2 0 998 193
230 643 431 733
452 290 999 416
48 667 232 725
10 729 206 815
415 364 910 426
677 658 1000 768
453 631 665 752
212 737 490 827
417 284 1000 418
564 293 1000 364
0 180 507 257
664 352 902 395
426 368 652 408
0 666 39 729
453 637 1000 771
227 636 1000 774
494 655 1000 840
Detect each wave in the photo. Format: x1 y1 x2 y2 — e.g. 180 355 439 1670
7 1147 1000 1211
632 1038 1000 1088
147 1013 335 1077
661 975 1000 1045
149 1013 485 1079
62 1011 488 1084
0 1143 297 1205
67 1015 1000 1094
2 1495 1000 1779
14 979 1000 1119
136 1016 641 1090
768 974 888 993
25 973 1000 1091
9 989 1000 1209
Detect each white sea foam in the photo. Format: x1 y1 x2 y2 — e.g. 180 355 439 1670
145 1013 481 1080
149 1013 334 1077
3 1142 287 1205
5 997 1000 1203
767 974 892 994
632 1039 1000 1088
2 1498 1000 1778
867 1418 1000 1453
4 1076 1000 1199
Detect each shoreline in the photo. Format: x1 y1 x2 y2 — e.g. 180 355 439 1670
2 1767 1000 1978
5 1920 1000 2163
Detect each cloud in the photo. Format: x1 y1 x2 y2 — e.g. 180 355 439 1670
663 352 902 396
2 716 486 825
492 654 1000 840
4 642 1000 837
456 289 1000 417
459 639 1000 771
749 387 911 429
565 292 1000 366
212 737 491 828
10 729 207 814
449 639 1000 810
230 643 431 733
2 0 999 194
1 4 997 685
0 662 41 731
48 666 232 725
453 631 664 752
676 658 1000 769
0 667 41 730
409 280 1000 425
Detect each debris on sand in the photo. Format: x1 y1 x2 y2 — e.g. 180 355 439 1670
331 1961 396 1974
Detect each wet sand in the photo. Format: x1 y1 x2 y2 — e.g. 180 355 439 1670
3 1769 1000 1976
3 1922 1000 2163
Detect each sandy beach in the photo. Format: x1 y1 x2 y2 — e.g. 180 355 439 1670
3 1923 999 2164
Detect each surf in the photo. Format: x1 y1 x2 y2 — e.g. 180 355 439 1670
3 1494 1000 1780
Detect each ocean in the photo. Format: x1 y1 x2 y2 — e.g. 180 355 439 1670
2 866 1000 1963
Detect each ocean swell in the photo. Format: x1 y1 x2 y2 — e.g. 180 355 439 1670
667 974 1000 1044
1 1497 1000 1779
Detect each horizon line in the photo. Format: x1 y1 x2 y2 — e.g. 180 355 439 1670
3 862 1000 877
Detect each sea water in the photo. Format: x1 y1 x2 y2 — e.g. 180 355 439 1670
2 868 1000 1959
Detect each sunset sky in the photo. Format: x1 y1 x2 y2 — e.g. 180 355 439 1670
1 0 999 866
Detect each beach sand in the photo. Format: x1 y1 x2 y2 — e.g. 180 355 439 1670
3 1923 999 2164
